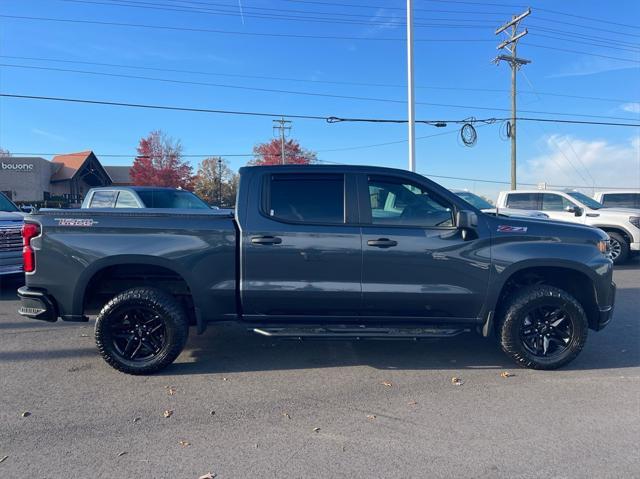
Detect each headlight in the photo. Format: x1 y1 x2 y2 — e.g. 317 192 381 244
630 216 640 229
597 239 611 256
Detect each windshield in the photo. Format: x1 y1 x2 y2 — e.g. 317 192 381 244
455 191 493 210
136 189 210 209
0 192 19 212
567 191 604 210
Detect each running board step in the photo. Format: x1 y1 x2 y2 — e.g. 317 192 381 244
252 327 468 340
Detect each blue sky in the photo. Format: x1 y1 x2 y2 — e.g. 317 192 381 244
1 0 639 200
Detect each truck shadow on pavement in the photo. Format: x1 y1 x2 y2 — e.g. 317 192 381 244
163 283 639 376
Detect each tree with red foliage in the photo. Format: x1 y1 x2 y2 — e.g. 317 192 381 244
130 130 193 188
250 138 316 166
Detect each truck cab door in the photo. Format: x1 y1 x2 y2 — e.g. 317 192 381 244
358 173 491 320
540 193 585 223
239 171 362 319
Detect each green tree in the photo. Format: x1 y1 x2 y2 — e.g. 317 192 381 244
193 157 238 207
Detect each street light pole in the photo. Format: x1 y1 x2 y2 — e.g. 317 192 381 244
406 0 416 172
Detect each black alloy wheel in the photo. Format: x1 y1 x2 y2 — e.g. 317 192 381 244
95 287 189 375
519 305 574 359
108 306 167 362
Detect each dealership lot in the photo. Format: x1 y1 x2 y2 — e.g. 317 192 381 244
1 263 638 479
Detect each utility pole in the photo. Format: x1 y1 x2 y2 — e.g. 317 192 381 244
217 157 223 206
406 0 416 172
494 8 531 190
273 117 292 164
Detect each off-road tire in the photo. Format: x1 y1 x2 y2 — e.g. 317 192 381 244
95 287 189 375
499 285 588 370
608 231 629 265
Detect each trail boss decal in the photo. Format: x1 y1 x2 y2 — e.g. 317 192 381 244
55 218 98 227
497 225 528 233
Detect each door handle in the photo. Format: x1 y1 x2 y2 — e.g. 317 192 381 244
367 238 398 248
251 235 282 245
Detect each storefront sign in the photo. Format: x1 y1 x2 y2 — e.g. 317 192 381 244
1 162 35 172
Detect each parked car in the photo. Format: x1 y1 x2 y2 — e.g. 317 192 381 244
0 192 25 277
82 186 211 210
452 190 548 219
593 190 640 209
496 189 640 264
19 165 615 374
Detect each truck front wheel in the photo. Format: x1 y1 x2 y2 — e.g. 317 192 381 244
607 231 629 265
95 287 189 375
499 285 588 370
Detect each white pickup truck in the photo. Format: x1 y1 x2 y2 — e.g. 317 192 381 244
496 189 640 265
593 191 640 209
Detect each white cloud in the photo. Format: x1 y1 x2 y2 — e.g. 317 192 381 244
547 57 638 79
31 128 66 143
521 135 640 191
621 102 640 114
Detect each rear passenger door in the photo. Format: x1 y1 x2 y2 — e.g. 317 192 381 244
240 172 362 319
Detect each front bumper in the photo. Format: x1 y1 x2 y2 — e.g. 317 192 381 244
595 282 616 331
17 286 58 322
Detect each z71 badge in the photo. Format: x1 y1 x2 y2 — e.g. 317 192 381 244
497 225 527 233
55 218 98 227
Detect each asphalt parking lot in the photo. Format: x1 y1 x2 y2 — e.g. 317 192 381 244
1 262 638 479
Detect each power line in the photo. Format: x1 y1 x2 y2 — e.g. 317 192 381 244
2 93 639 127
5 14 639 64
3 55 635 104
0 14 495 42
2 64 637 122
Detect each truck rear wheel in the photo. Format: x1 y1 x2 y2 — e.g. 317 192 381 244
499 285 588 370
95 287 189 375
607 232 629 265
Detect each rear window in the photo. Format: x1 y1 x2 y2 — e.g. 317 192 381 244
136 190 209 209
115 191 139 208
89 191 117 208
601 193 640 208
267 174 344 224
506 193 539 210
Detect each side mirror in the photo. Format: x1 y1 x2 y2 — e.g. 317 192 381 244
565 205 583 216
456 210 478 229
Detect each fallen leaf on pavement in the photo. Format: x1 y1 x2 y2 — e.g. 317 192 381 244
500 371 514 378
313 427 321 433
21 412 31 418
178 440 191 447
451 377 463 386
366 414 376 420
222 377 228 381
381 381 393 388
133 417 141 423
209 410 216 416
0 456 8 464
166 386 177 396
80 333 89 337
407 400 418 406
163 410 173 418
282 412 291 419
117 452 127 457
198 473 216 479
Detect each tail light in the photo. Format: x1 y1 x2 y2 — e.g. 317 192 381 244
22 223 40 273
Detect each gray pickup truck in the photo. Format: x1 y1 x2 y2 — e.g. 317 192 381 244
18 165 616 374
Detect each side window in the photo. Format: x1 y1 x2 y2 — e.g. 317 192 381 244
115 191 139 208
367 177 453 227
541 193 573 211
602 193 640 208
89 191 117 208
506 193 539 210
267 174 344 224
